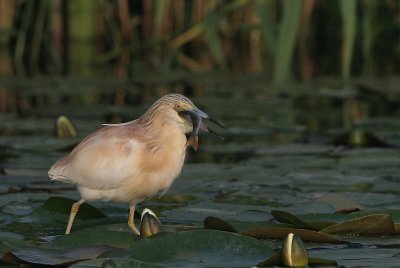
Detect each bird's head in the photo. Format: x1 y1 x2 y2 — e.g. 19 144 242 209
143 93 224 149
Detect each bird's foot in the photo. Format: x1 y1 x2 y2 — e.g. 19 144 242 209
128 222 140 235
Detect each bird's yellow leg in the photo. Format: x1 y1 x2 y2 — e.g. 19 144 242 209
128 204 140 235
65 199 85 235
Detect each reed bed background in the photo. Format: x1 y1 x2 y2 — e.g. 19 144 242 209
0 0 399 82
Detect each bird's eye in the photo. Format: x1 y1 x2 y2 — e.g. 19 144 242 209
175 104 181 109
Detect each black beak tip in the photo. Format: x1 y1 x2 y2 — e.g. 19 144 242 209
208 116 225 129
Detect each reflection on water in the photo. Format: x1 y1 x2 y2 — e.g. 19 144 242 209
0 77 399 166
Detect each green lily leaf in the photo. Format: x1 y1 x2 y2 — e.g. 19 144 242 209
308 257 338 266
41 197 107 220
70 258 163 268
289 210 400 224
128 229 273 267
52 229 139 249
203 216 237 232
256 250 281 267
256 250 337 267
272 210 312 229
241 227 343 244
203 215 295 233
319 214 395 236
0 231 24 241
271 210 336 231
257 250 338 267
4 239 114 266
23 196 106 225
1 237 32 260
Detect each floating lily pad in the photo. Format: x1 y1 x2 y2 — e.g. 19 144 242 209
1 237 31 260
4 239 114 266
289 210 400 224
42 197 106 219
204 216 237 232
271 210 335 231
203 215 294 233
0 232 24 241
315 193 365 212
241 227 343 244
70 258 162 268
128 229 273 267
23 196 107 225
257 249 338 267
319 214 395 236
51 229 139 249
309 247 400 267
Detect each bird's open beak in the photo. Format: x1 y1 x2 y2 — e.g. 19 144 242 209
183 106 224 150
187 107 225 129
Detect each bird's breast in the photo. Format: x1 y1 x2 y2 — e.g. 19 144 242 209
126 131 187 200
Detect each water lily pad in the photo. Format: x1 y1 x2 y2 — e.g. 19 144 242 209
128 229 273 267
0 232 24 241
52 229 139 249
70 258 163 268
23 196 107 225
4 239 114 266
310 247 400 267
203 216 237 232
0 236 28 259
315 193 365 212
291 210 400 224
162 202 269 223
241 227 343 244
42 197 107 219
308 257 338 266
319 214 395 236
257 249 338 267
203 215 294 233
72 218 131 232
256 250 281 267
271 210 335 231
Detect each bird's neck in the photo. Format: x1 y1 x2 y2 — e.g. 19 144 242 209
138 117 188 157
139 108 190 136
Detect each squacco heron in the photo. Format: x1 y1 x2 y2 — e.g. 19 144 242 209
48 93 223 235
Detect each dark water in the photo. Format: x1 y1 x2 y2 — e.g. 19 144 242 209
1 77 400 267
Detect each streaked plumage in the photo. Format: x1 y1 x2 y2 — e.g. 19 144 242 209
48 93 222 234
